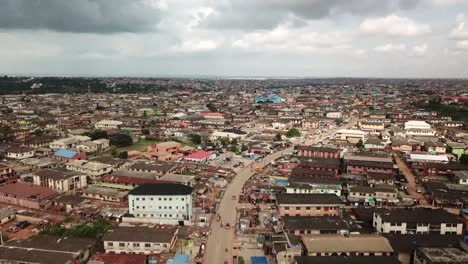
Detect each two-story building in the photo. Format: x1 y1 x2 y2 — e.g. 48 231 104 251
373 208 464 235
276 193 342 217
295 146 341 159
102 226 177 254
31 168 87 192
65 160 113 181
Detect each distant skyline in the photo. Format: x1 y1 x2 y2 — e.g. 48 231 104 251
1 0 468 78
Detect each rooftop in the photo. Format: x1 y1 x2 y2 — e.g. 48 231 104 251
276 193 342 205
301 234 394 254
103 226 177 243
418 247 468 263
129 183 193 196
375 208 463 224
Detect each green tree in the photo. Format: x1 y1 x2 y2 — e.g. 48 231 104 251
461 154 468 165
274 133 282 141
143 111 147 117
34 129 44 137
189 134 202 145
0 125 13 142
219 137 230 148
286 128 301 138
230 145 238 153
231 138 238 145
110 134 133 147
206 102 217 112
118 151 128 159
111 149 118 157
241 144 249 152
88 130 108 140
356 139 364 149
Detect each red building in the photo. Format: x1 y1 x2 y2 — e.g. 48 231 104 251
296 146 341 159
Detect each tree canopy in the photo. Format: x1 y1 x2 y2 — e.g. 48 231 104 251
110 134 133 147
286 128 301 138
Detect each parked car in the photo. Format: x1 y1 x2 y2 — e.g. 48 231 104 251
7 226 18 233
16 221 31 229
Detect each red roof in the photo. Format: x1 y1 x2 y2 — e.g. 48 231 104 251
185 150 213 160
0 182 57 200
200 112 224 117
90 253 168 264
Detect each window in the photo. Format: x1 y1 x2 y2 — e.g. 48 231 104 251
285 206 290 210
133 243 140 247
108 242 113 246
142 198 145 201
150 198 154 201
305 207 311 210
316 207 321 210
164 198 167 201
296 207 300 210
181 198 184 201
169 198 172 201
136 198 139 201
119 243 125 247
145 243 151 248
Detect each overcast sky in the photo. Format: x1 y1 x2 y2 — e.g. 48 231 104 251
1 0 468 78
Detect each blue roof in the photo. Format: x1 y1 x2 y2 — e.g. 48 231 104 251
251 256 268 264
54 149 78 159
167 254 189 264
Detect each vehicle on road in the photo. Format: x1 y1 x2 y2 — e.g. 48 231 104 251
232 195 236 200
16 221 30 229
224 223 231 229
416 188 423 193
7 226 18 233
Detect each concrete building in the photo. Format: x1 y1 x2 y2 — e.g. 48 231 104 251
66 160 113 181
31 168 87 192
94 119 123 130
6 146 35 160
128 183 193 224
301 234 395 257
404 120 431 130
103 226 178 254
414 247 468 264
276 193 342 217
373 208 464 235
335 129 367 143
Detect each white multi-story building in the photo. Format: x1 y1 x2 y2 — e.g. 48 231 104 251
373 208 464 235
103 226 177 254
404 120 431 130
326 112 342 119
94 119 123 130
128 183 193 223
6 146 35 160
335 129 367 143
66 160 113 181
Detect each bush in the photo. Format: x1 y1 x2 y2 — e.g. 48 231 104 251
110 134 133 147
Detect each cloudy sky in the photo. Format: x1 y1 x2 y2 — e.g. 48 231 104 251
1 0 468 78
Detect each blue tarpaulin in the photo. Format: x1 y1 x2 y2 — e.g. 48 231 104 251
251 256 268 264
167 254 189 264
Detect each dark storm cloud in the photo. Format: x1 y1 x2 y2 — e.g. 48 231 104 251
0 0 161 33
204 0 421 30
